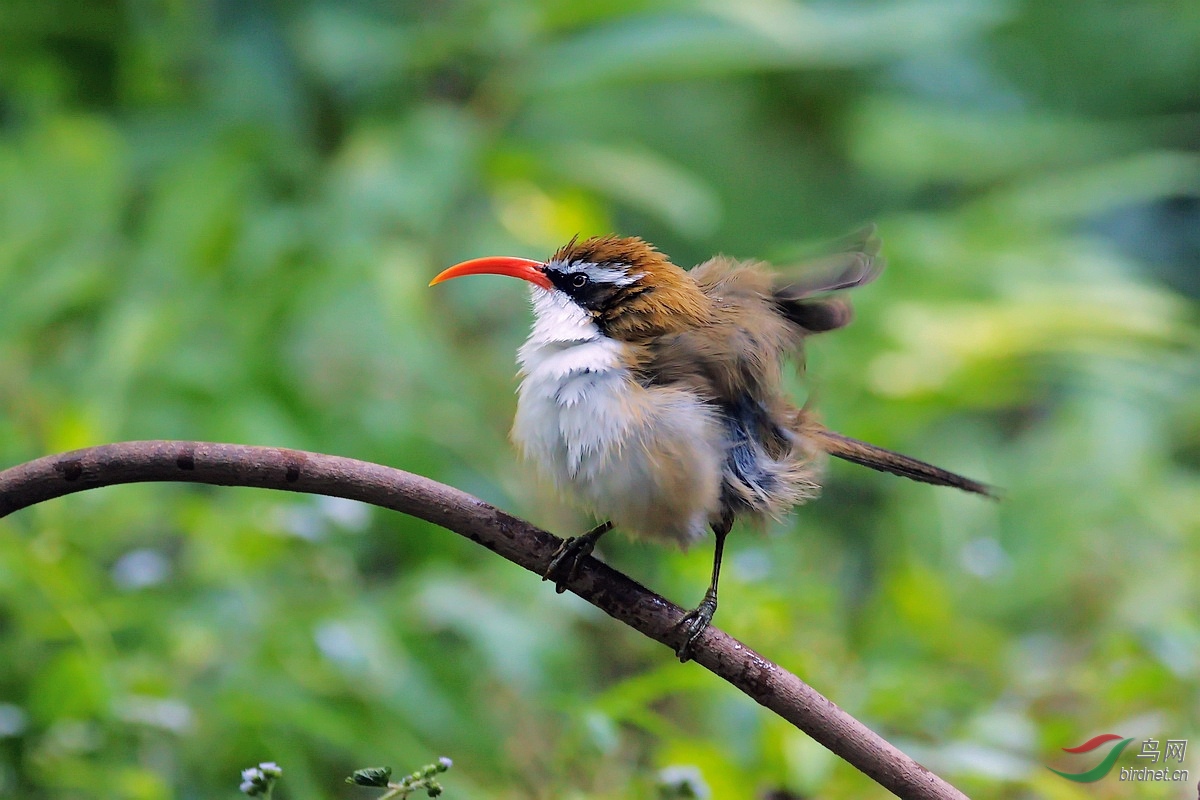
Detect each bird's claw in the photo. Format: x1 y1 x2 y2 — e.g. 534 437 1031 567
673 595 718 662
542 521 612 593
542 535 595 593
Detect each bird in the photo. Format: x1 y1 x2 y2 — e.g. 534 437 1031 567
430 227 993 661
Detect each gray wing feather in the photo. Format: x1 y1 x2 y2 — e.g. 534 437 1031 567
773 225 884 332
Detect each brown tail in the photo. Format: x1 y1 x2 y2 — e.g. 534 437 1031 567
811 427 997 498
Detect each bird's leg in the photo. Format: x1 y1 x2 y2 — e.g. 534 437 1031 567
543 520 614 593
674 515 733 662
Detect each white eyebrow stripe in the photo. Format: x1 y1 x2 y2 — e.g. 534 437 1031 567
560 261 643 286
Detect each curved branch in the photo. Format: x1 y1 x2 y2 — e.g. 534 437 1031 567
0 441 965 800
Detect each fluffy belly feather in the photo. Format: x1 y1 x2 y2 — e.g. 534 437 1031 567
512 295 724 546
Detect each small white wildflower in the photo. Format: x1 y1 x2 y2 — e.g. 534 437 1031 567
657 765 710 799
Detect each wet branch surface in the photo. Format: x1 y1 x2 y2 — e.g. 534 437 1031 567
0 440 967 800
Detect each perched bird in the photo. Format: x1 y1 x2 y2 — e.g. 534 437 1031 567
431 228 992 660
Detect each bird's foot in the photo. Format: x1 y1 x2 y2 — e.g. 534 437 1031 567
673 594 718 663
542 521 612 593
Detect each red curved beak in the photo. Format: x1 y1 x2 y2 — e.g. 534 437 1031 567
429 256 552 290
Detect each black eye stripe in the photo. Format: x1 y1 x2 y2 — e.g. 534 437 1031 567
543 264 628 315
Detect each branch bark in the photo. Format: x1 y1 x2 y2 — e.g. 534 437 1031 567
0 441 967 800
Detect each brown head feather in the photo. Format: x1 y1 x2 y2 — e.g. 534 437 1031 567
553 234 666 271
550 235 711 341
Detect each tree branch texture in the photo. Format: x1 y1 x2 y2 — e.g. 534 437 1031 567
0 441 967 800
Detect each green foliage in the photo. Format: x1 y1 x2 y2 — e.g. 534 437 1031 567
1 1 1198 798
347 757 452 798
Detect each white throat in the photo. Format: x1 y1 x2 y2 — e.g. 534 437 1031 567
512 287 632 481
515 288 626 405
521 288 606 349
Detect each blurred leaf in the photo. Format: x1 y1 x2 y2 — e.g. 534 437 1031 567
545 141 721 237
848 97 1137 186
523 0 1009 90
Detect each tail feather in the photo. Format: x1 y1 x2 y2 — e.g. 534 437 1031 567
811 427 997 498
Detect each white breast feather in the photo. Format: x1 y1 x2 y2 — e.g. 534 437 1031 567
512 289 724 546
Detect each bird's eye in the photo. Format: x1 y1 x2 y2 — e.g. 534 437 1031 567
571 273 589 289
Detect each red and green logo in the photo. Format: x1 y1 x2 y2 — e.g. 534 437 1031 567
1049 734 1135 782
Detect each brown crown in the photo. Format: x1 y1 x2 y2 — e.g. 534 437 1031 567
551 234 670 272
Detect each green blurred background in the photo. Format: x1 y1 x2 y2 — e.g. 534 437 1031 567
2 1 1198 798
